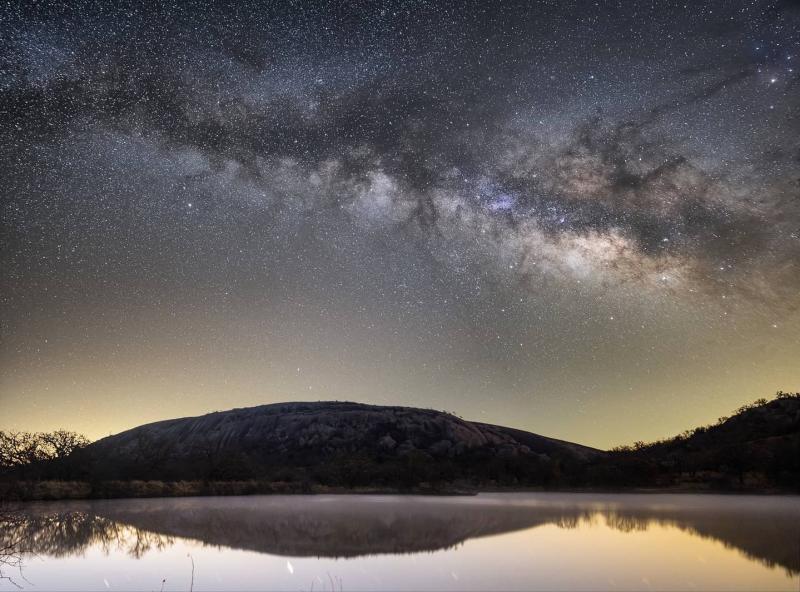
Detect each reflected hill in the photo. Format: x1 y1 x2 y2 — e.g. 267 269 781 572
3 494 798 575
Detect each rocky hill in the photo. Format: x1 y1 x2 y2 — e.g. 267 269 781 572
82 401 601 487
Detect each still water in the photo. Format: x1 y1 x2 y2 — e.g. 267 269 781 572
1 493 798 591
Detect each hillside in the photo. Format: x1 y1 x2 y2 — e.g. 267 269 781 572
602 394 800 490
81 401 602 488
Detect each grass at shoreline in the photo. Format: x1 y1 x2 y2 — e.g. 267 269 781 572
2 479 794 502
0 479 479 501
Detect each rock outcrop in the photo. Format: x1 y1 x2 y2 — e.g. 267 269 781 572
83 401 601 484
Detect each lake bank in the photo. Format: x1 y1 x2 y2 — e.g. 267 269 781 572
0 479 480 501
2 479 795 502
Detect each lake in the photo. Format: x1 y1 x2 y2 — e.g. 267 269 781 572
1 493 798 591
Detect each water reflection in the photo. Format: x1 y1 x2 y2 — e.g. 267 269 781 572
2 493 798 578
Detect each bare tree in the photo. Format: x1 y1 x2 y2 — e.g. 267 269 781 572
0 432 44 469
38 430 90 460
0 430 91 480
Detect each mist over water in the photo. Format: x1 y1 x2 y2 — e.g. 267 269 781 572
2 493 798 591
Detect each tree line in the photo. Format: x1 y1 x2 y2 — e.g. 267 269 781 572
0 430 90 479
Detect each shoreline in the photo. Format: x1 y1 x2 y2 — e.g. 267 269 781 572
2 480 796 502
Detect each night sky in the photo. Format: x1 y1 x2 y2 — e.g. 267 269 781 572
2 1 799 448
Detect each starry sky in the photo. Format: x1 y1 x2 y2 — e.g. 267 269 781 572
2 0 799 448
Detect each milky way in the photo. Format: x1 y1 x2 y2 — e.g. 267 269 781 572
2 1 799 446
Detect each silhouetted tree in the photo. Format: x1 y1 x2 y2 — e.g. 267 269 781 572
0 430 91 480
